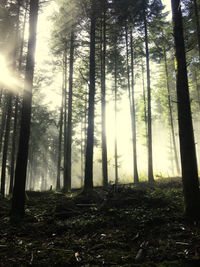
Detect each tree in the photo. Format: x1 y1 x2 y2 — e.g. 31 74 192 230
84 0 96 191
9 2 28 195
130 30 139 183
193 0 200 60
143 6 154 183
125 25 139 183
100 0 108 188
64 29 75 192
171 0 200 219
163 45 181 175
0 0 23 197
11 0 39 220
0 93 12 197
56 104 63 190
0 98 7 154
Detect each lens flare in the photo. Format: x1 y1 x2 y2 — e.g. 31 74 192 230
0 54 21 92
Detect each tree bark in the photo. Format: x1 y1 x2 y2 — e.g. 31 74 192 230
1 93 12 197
114 47 119 185
141 60 148 140
9 2 28 195
101 3 108 188
9 95 18 195
84 0 96 191
0 89 3 106
11 0 39 220
56 104 63 190
163 46 181 176
193 0 200 60
63 48 67 191
80 115 84 187
130 30 139 183
64 30 74 192
125 25 139 183
0 98 7 154
144 10 154 182
171 0 200 219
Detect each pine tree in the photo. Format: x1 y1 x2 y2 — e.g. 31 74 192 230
171 0 200 219
84 0 96 191
11 0 39 220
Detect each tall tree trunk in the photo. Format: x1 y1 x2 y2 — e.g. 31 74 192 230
141 60 148 140
83 91 88 186
144 10 154 182
11 0 39 220
125 25 139 183
101 3 108 188
130 30 139 183
171 0 200 219
9 96 18 195
80 115 84 187
56 104 63 190
0 89 3 106
63 48 67 190
0 99 7 154
163 46 181 176
9 3 27 195
84 0 96 191
64 30 74 192
0 93 12 197
27 146 33 190
193 0 200 60
114 48 118 185
194 68 200 110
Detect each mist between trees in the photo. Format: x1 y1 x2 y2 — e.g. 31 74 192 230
0 0 200 220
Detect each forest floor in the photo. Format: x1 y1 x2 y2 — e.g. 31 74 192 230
1 178 200 266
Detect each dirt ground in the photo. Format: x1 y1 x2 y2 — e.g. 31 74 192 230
1 178 200 266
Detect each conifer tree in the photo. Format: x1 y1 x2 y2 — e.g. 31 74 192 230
84 0 96 191
171 0 200 219
11 0 39 220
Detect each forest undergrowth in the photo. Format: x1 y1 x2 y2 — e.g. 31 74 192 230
1 178 200 266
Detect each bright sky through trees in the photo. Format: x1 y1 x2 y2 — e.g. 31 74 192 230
0 55 21 91
32 0 175 181
0 0 175 187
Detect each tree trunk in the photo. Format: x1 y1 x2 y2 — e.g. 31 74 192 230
163 46 181 176
130 30 139 183
11 0 39 220
141 60 148 140
80 115 84 187
125 25 139 183
0 98 7 154
1 93 12 197
0 89 3 106
56 104 63 190
9 95 19 195
144 10 154 182
114 47 119 185
101 3 108 188
63 48 67 190
9 2 28 195
171 0 200 219
64 30 74 192
84 0 96 191
193 0 200 60
194 68 200 110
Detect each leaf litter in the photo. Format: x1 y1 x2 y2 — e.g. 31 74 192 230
0 178 200 266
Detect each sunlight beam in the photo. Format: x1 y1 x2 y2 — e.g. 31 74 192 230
0 54 22 92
